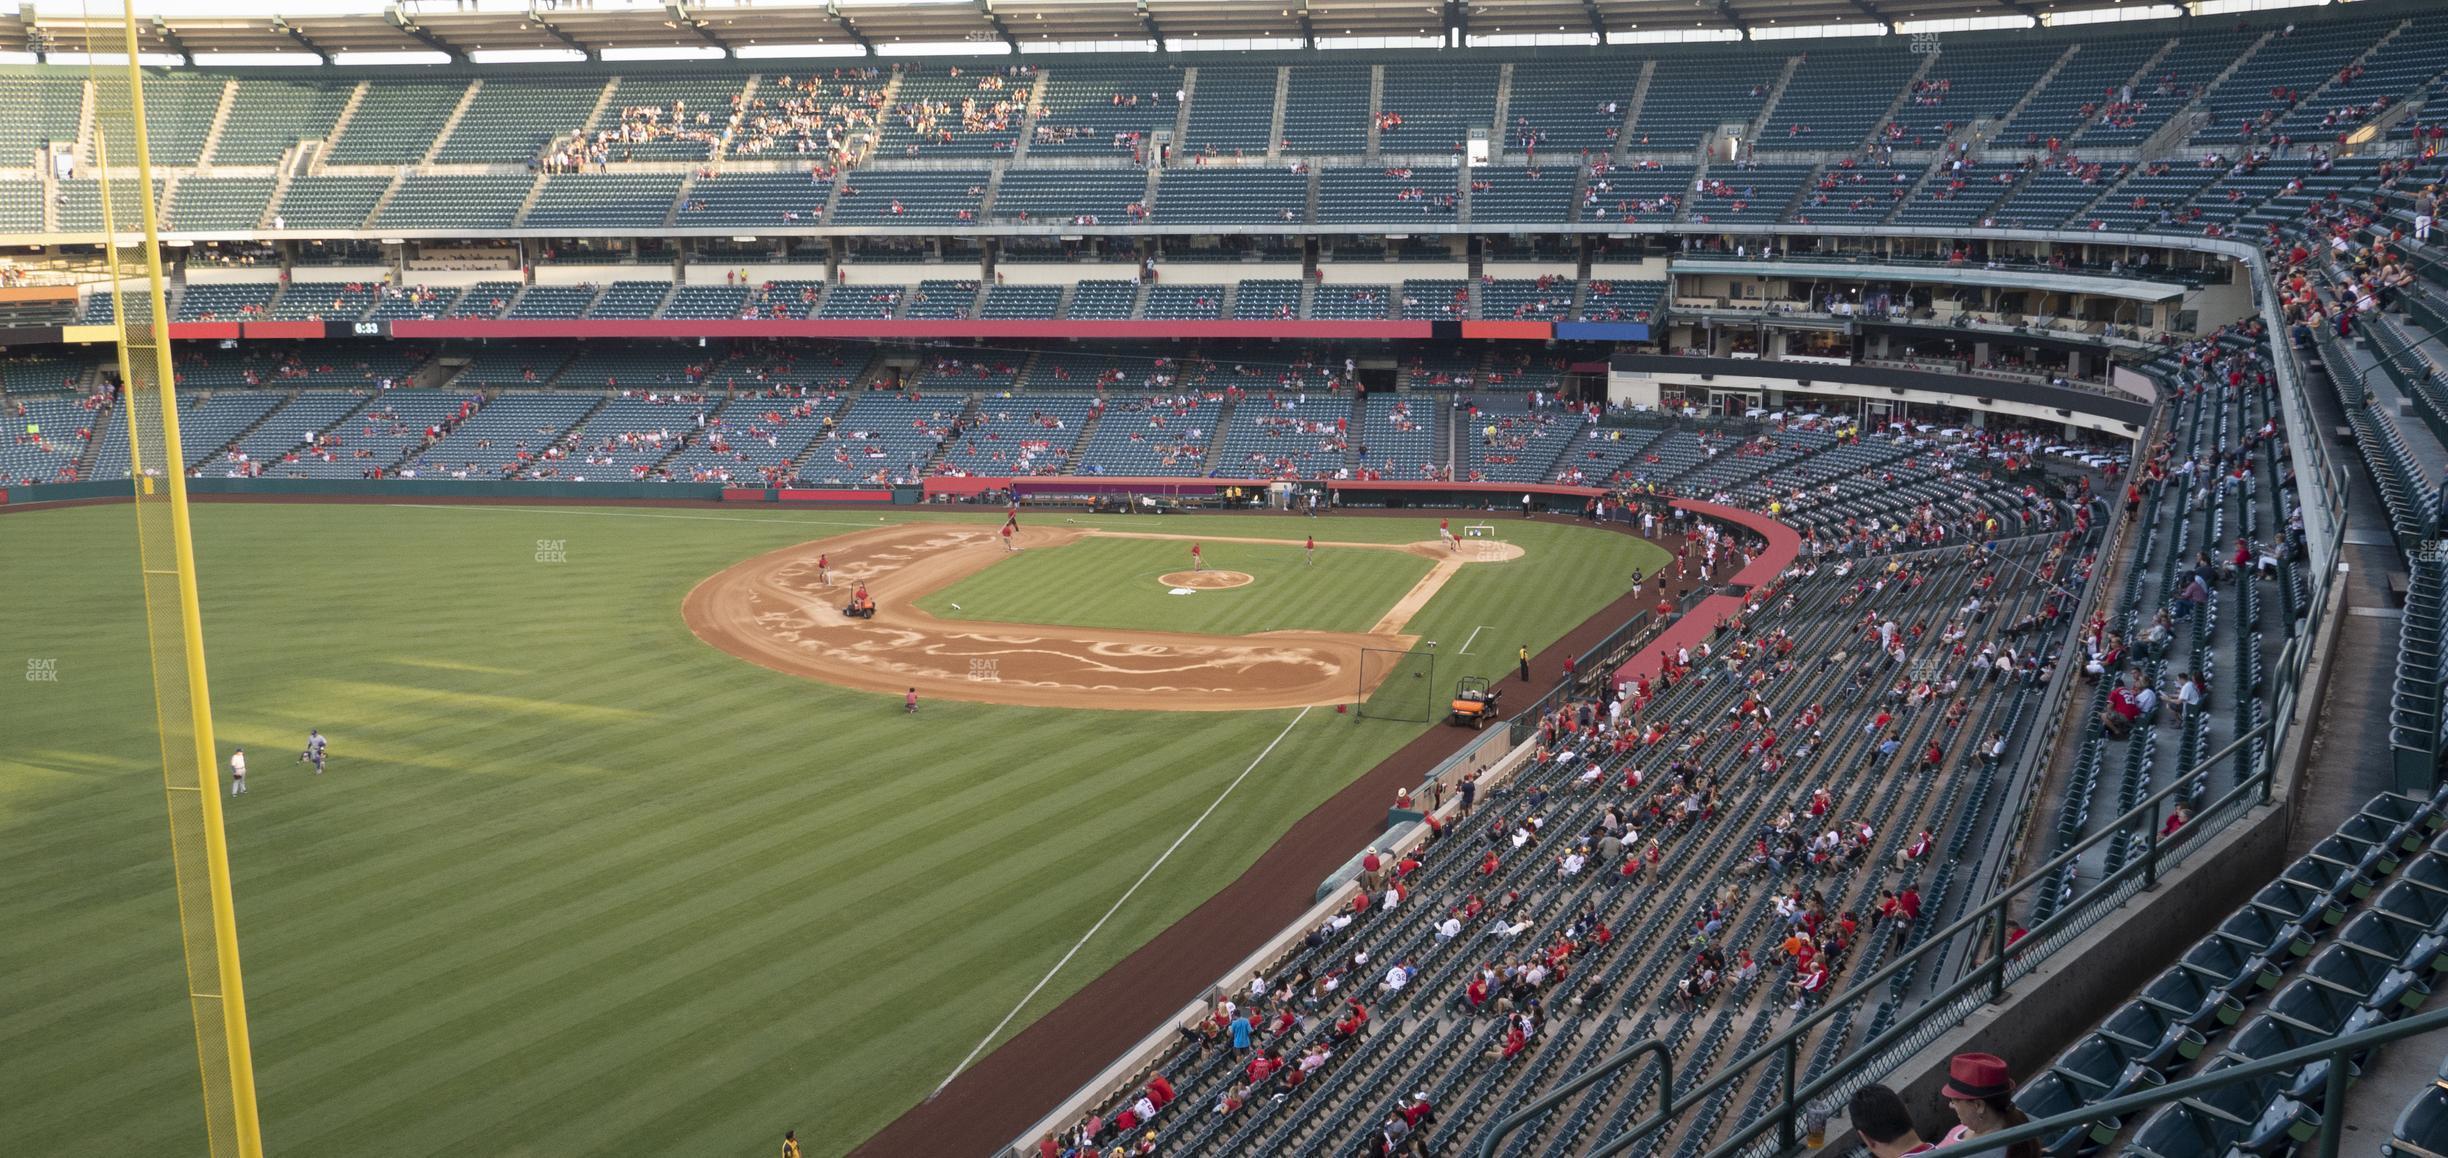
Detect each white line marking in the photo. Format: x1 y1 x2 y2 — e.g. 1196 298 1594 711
931 704 1314 1098
384 504 882 528
1459 625 1489 654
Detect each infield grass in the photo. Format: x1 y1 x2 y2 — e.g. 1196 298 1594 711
0 502 1663 1157
915 536 1435 635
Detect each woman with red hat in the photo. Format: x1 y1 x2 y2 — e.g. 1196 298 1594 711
1937 1052 2037 1157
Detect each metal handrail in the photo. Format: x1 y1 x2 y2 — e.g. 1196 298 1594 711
1931 1004 2448 1158
1468 1038 1673 1158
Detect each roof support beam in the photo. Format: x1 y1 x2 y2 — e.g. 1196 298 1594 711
974 0 1018 52
1710 0 1749 36
271 18 332 64
148 16 192 64
1297 0 1315 48
663 3 736 56
384 5 465 61
526 4 594 59
1136 0 1162 48
1582 0 1606 39
823 0 874 56
1844 0 1896 32
1445 0 1467 43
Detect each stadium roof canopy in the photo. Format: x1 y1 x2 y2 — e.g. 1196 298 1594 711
9 0 2332 63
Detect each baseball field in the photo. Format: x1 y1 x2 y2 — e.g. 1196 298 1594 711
0 500 1664 1156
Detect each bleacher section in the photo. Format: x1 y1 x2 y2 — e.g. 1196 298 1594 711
941 394 1091 477
1468 167 1575 225
2191 16 2390 146
434 79 604 164
830 170 985 226
1180 66 1277 155
990 168 1146 225
1357 394 1440 480
1281 66 1369 154
588 281 672 320
0 393 99 486
1999 37 2163 146
680 171 830 227
375 174 533 231
1378 62 1498 155
1027 66 1181 158
217 79 350 166
1212 392 1348 479
2081 29 2260 145
880 69 1022 158
1762 42 1920 147
799 392 961 486
1072 392 1216 477
272 176 391 231
597 75 744 161
410 392 601 480
1891 40 2068 146
980 284 1063 319
1232 280 1301 322
525 174 680 230
169 177 275 232
326 81 468 165
1311 284 1392 321
1321 167 1455 223
1150 167 1305 225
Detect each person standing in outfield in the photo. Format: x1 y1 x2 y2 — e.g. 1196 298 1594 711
1191 541 1205 571
905 687 919 714
1518 644 1532 683
816 553 831 587
299 729 326 774
781 1131 802 1158
228 748 247 796
1306 534 1316 566
1521 493 1534 518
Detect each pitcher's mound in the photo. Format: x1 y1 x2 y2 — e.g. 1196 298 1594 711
1160 570 1254 590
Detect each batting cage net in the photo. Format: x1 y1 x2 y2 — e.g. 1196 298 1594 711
1357 645 1437 722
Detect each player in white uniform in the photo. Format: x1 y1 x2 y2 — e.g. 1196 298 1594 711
300 729 327 774
228 748 247 796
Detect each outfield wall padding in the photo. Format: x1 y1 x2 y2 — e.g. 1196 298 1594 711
0 478 729 508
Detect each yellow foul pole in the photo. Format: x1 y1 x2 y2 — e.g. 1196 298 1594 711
97 6 266 1154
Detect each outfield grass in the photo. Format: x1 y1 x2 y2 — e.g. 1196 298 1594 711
0 503 1662 1157
915 536 1434 635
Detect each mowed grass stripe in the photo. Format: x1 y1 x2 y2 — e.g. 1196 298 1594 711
435 711 1298 1157
254 715 1148 1067
0 505 1651 1157
276 712 1274 1152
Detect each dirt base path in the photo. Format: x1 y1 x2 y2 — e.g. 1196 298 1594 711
681 524 1519 711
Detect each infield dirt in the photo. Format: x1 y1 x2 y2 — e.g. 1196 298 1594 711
681 523 1521 710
